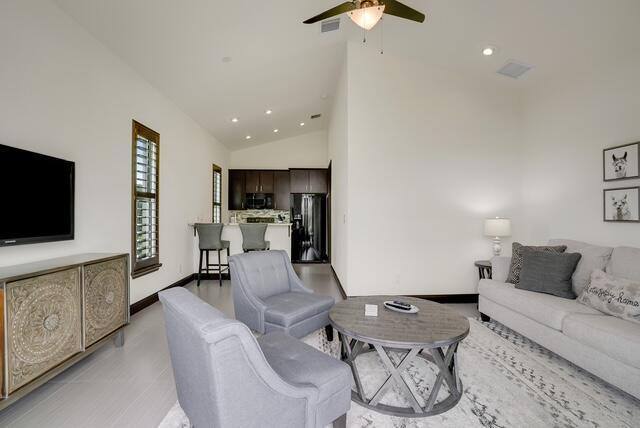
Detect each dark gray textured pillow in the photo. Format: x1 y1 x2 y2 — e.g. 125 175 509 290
516 249 582 299
506 242 567 284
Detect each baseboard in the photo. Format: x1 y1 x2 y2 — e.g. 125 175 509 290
129 273 195 315
196 273 230 280
330 265 347 299
409 294 479 304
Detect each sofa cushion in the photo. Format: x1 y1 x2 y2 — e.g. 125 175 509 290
258 331 352 402
506 242 567 285
563 314 640 369
578 270 640 324
549 239 614 295
517 249 581 299
263 292 334 327
607 246 640 282
478 279 601 330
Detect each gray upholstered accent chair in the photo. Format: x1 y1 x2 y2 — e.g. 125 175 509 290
239 223 270 252
159 288 351 428
230 250 336 340
195 223 230 287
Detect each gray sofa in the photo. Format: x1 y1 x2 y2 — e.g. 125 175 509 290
230 250 335 338
478 239 640 399
159 287 351 428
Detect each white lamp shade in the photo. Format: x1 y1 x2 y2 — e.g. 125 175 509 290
348 5 385 30
484 218 511 237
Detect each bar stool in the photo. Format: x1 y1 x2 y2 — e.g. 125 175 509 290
195 223 230 287
239 223 270 252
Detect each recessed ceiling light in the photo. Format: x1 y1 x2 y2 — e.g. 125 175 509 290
245 135 251 140
482 46 496 56
265 109 273 115
299 122 305 127
273 129 279 133
231 117 239 123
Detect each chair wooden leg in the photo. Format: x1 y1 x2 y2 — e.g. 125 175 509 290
325 325 334 342
333 413 347 428
205 250 210 276
197 250 203 286
218 250 222 287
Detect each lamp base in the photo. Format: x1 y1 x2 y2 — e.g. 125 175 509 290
492 237 502 256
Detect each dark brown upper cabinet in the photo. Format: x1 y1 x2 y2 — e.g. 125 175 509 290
290 169 328 194
274 171 290 211
309 169 328 194
245 170 260 193
290 169 309 193
229 170 245 210
259 171 274 193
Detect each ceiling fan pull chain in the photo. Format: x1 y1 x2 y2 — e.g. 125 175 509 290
362 25 366 44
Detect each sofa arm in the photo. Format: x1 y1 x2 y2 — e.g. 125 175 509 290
490 256 512 282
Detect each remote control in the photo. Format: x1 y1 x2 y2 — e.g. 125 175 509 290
392 300 412 309
386 302 411 311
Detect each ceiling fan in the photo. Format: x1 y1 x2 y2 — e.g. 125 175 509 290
303 0 425 31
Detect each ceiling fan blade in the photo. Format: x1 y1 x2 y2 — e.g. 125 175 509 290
303 2 356 24
381 0 425 23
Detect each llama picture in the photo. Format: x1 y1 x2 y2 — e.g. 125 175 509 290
603 142 639 181
604 187 640 222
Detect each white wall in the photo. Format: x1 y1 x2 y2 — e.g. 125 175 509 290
229 131 328 169
521 58 640 247
343 44 523 296
327 55 349 288
0 0 229 303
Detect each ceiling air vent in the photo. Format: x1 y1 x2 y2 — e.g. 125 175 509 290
310 113 322 119
497 61 533 79
321 18 340 33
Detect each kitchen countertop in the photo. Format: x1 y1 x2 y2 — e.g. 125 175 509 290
225 223 291 226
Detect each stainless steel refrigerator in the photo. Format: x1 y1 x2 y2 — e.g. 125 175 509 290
291 194 328 262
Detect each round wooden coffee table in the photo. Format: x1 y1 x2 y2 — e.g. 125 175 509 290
329 296 469 417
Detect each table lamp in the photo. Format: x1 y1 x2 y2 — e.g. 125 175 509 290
484 217 511 256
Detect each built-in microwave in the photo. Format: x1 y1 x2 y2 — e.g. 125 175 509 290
245 193 273 210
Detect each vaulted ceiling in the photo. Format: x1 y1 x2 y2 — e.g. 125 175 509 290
54 0 640 149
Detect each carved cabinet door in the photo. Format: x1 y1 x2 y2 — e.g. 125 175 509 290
6 268 82 393
83 257 128 347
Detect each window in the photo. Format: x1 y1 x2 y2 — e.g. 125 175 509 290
131 120 161 278
212 164 222 223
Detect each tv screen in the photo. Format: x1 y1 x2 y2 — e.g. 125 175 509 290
0 144 75 246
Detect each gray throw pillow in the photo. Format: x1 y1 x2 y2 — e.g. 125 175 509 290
516 249 582 299
578 270 640 324
506 242 567 284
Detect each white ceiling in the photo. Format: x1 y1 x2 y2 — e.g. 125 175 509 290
54 0 640 150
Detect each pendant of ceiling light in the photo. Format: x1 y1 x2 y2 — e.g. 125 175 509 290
348 1 385 30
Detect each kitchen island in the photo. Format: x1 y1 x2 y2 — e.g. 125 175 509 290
190 223 292 271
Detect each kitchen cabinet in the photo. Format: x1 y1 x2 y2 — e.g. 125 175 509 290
229 170 245 210
290 169 328 194
245 170 260 193
274 170 290 210
309 169 328 194
290 169 309 193
260 171 274 193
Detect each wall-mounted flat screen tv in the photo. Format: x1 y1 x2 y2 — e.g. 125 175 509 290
0 144 75 246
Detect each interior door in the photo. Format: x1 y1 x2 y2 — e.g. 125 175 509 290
290 169 309 193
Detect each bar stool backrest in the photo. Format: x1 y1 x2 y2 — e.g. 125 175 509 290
239 223 268 250
195 223 224 250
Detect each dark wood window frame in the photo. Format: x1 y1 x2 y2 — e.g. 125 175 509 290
131 120 162 278
212 164 222 223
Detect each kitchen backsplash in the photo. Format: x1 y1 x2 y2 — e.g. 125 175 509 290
228 210 290 224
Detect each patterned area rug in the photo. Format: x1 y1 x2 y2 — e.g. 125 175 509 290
159 319 640 427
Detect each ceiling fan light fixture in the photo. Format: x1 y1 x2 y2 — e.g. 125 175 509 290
348 5 385 30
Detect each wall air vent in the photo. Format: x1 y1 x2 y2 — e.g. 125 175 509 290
497 61 533 79
310 113 322 119
321 18 340 33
